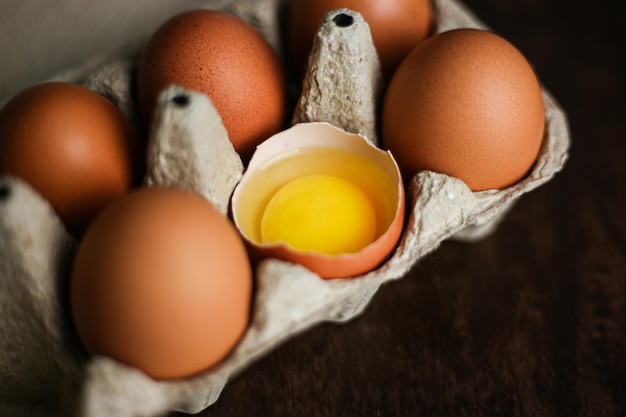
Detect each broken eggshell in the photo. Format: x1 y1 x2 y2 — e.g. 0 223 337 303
231 122 405 279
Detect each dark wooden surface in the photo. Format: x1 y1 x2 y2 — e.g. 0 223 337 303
175 0 626 415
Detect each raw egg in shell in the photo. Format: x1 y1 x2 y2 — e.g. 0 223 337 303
231 122 405 279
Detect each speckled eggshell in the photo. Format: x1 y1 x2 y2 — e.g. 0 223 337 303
381 28 546 191
136 9 287 162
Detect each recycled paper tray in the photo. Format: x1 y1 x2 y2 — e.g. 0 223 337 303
0 0 570 415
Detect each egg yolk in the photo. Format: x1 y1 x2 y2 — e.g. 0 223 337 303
260 174 377 255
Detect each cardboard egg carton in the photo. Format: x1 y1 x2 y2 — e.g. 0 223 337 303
0 0 570 416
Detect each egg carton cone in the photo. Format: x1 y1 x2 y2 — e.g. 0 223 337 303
0 0 571 416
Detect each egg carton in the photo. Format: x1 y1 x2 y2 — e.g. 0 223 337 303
0 0 570 416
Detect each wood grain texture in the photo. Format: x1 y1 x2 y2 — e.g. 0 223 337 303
173 0 625 415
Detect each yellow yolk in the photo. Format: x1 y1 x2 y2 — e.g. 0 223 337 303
260 174 377 255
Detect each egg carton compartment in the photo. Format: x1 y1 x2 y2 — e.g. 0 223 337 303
0 0 570 416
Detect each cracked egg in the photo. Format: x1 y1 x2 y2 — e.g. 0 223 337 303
231 122 405 279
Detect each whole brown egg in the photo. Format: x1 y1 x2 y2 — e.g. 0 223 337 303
70 187 253 380
0 82 142 236
136 10 287 163
381 29 546 191
284 0 434 79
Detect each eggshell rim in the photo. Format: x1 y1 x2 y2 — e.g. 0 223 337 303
230 122 405 279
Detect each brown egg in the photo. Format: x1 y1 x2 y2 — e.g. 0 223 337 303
381 29 546 191
0 82 142 236
137 9 287 163
284 0 434 79
70 187 253 380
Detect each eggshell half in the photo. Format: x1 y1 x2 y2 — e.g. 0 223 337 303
231 122 405 279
